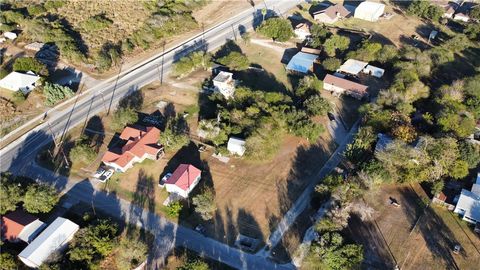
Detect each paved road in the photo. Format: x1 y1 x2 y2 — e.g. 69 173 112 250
0 1 303 269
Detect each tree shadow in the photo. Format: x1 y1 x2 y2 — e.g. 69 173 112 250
236 65 290 95
127 169 156 236
82 115 104 152
197 92 217 121
431 46 480 88
172 39 209 62
118 87 144 110
213 39 242 59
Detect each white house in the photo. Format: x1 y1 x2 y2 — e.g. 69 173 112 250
165 164 202 198
363 65 385 78
454 173 480 224
18 217 79 268
212 71 236 99
0 71 41 93
227 137 246 156
4 31 17 40
354 1 385 22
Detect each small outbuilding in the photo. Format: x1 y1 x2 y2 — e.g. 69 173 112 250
227 137 246 156
165 164 202 198
1 209 46 243
212 71 236 99
363 65 385 78
286 52 318 74
0 71 41 93
4 32 17 40
294 22 311 40
354 1 385 22
337 59 368 76
18 217 79 268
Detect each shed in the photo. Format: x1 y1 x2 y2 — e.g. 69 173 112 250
1 209 46 243
18 217 79 268
0 71 41 93
363 65 385 78
286 52 318 74
4 32 17 40
165 164 202 198
227 137 246 156
354 1 385 22
337 59 368 76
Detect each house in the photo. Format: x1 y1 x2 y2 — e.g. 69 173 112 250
453 173 480 224
24 42 46 52
1 209 46 243
363 65 385 78
453 12 470 22
165 164 202 198
337 59 368 76
227 137 246 156
453 2 477 22
286 52 318 74
442 3 458 18
294 22 312 40
354 1 385 22
18 217 79 268
312 4 351 24
212 71 236 99
0 71 41 93
323 74 368 100
102 125 163 172
4 31 17 40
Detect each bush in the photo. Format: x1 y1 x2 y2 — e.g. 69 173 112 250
303 95 331 116
13 57 49 77
167 201 182 217
217 51 250 71
257 17 294 42
12 91 27 104
27 5 47 16
173 51 212 77
192 189 217 221
81 14 113 31
111 107 138 131
23 184 59 214
322 57 341 72
69 140 97 165
0 252 18 270
116 235 148 270
43 83 74 106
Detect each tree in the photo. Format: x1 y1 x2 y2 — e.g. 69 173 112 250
425 5 444 21
449 160 469 179
68 219 118 268
192 189 217 220
322 57 341 72
323 35 350 57
27 5 47 16
217 51 250 71
13 57 49 77
309 24 331 48
23 184 59 214
111 107 138 131
257 17 294 42
159 116 190 151
347 41 382 62
303 94 331 116
464 23 480 41
69 139 97 165
167 201 182 217
0 252 17 270
0 179 22 215
471 5 480 20
177 260 210 270
43 83 74 106
377 44 398 63
116 235 148 270
12 91 26 104
173 51 212 77
458 140 480 169
391 124 417 143
431 180 444 196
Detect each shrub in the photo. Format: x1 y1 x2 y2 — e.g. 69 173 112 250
217 51 250 71
322 57 341 72
173 51 212 77
69 140 97 165
81 14 113 31
0 179 22 215
303 95 331 116
12 91 27 104
27 5 47 16
13 57 49 77
43 83 74 106
116 235 148 270
167 201 182 217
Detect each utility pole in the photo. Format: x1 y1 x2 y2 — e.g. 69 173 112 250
107 59 124 116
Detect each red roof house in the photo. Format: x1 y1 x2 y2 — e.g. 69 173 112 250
102 126 163 172
165 164 202 198
1 209 46 243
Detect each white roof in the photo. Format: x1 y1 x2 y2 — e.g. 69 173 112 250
18 219 46 243
227 137 246 156
364 65 385 77
354 1 385 21
0 71 41 92
337 59 368 75
213 71 233 83
4 32 17 39
18 217 79 268
455 189 480 221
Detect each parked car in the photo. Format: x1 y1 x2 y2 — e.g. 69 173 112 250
99 169 114 182
93 168 105 179
195 224 206 235
453 244 461 254
159 173 172 188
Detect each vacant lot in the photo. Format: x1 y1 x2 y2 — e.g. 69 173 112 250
350 184 480 270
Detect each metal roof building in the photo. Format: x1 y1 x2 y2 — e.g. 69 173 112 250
286 52 318 74
354 1 385 22
18 217 79 268
337 59 368 76
227 137 246 156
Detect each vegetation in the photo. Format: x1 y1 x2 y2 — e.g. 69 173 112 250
192 189 217 221
13 57 49 77
68 219 118 269
159 116 190 151
0 252 18 270
323 35 350 57
257 17 294 42
173 51 212 78
115 234 148 270
322 57 341 72
309 24 331 48
12 91 27 104
177 260 210 270
167 201 183 217
217 51 250 71
407 0 444 22
23 183 59 214
111 107 139 132
69 136 97 165
43 83 75 106
0 176 22 215
81 14 113 31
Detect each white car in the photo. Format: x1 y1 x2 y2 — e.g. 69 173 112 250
159 173 172 187
99 169 114 182
93 168 105 179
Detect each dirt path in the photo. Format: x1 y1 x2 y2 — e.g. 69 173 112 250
250 39 296 54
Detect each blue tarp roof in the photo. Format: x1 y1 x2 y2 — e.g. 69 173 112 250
286 52 318 73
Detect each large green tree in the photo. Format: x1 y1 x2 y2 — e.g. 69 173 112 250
111 107 139 131
323 35 350 57
0 178 22 214
13 57 49 77
257 17 294 42
23 184 59 214
116 235 148 270
43 83 74 106
217 51 250 71
192 188 217 221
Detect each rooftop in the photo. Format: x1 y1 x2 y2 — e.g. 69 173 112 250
338 59 369 75
1 209 39 241
213 71 233 83
165 164 202 191
286 52 318 74
456 189 480 221
323 74 368 94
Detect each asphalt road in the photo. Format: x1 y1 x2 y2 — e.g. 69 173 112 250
0 1 304 269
